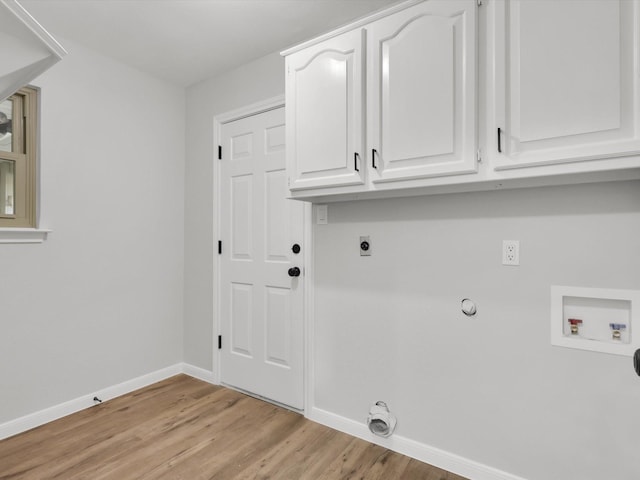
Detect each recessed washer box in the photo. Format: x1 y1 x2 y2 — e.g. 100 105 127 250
551 286 640 356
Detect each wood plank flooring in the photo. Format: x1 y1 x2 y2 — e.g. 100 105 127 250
0 375 468 480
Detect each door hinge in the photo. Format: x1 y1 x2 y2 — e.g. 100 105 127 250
218 335 222 350
218 240 222 254
477 149 482 163
218 145 222 160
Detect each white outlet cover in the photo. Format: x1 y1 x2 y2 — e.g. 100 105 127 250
502 240 520 266
316 205 328 225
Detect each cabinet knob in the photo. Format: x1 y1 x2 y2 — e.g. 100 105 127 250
288 267 301 277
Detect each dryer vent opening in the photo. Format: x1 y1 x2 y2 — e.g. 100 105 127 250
367 401 397 438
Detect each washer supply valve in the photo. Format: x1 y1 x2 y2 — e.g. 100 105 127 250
568 318 583 335
609 323 627 340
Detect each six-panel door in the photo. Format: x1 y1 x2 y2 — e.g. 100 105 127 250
368 0 478 183
219 107 305 410
490 0 640 169
285 28 366 191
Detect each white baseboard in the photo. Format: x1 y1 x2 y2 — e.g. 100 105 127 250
307 406 528 480
181 363 217 384
0 364 182 441
0 363 221 441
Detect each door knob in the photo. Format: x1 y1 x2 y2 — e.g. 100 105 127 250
288 267 301 277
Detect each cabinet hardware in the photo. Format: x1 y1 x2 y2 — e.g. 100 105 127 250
372 149 378 169
354 152 360 172
497 128 502 153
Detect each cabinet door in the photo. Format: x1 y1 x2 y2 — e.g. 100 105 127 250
490 0 640 170
285 29 365 191
368 0 478 184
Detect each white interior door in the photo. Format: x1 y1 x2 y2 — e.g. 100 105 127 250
219 106 305 410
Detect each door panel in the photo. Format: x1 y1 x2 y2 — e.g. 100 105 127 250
265 286 291 367
220 106 304 410
382 16 454 161
230 283 253 357
286 28 365 191
491 0 640 169
230 175 252 259
369 0 478 183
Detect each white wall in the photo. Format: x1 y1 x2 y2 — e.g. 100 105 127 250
313 180 640 480
184 52 284 370
0 39 185 424
182 47 640 479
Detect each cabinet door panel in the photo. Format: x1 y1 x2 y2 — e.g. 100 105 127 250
369 0 477 183
286 29 365 191
492 0 640 169
383 17 454 161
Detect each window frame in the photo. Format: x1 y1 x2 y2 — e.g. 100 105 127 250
0 86 38 228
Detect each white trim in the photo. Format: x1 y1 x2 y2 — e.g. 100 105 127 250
212 118 221 386
0 0 67 59
303 204 314 416
215 95 285 125
182 363 217 384
0 0 67 101
280 0 424 56
0 364 181 441
0 228 51 243
307 406 529 480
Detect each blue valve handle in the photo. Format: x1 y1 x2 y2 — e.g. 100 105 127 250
609 323 627 330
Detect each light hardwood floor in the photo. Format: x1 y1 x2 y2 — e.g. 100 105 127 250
0 375 468 479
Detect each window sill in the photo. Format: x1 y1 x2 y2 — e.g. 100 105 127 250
0 228 51 244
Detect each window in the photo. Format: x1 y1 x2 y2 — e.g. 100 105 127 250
0 86 38 228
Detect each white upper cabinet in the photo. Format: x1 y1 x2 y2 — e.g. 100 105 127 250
283 0 478 196
488 0 640 170
285 29 365 191
368 0 477 183
0 0 66 102
283 0 640 201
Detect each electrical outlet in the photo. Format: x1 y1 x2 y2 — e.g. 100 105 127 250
502 240 520 266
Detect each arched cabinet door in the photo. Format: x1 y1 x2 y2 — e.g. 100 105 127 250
368 0 478 184
0 0 66 102
285 28 366 192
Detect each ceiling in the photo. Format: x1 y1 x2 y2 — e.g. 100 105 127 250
18 0 400 87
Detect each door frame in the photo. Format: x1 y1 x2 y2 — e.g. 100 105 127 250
212 95 313 414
